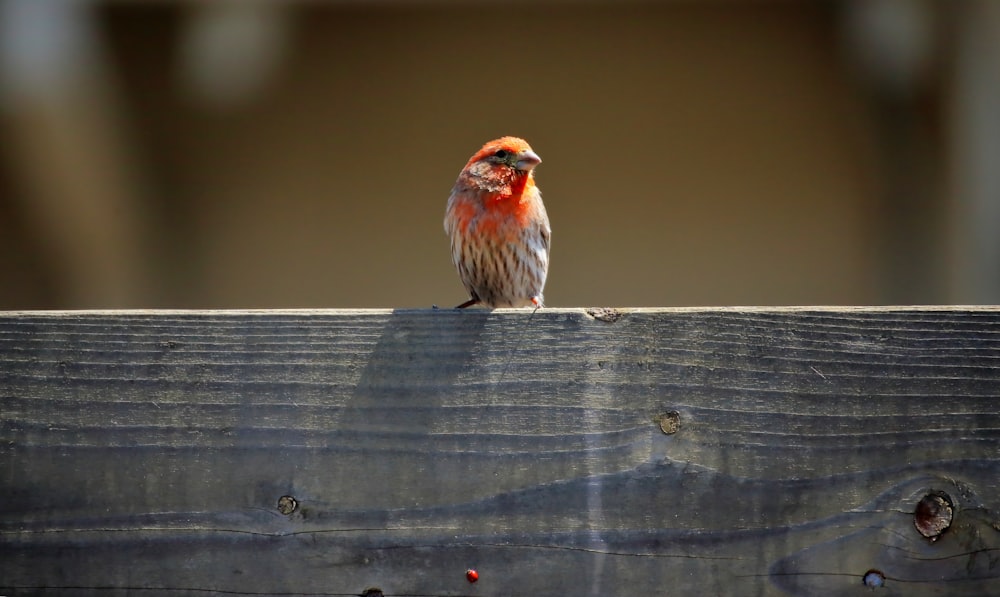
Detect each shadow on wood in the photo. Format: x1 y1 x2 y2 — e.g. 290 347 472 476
1 308 999 596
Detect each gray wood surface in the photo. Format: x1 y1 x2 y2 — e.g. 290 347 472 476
2 308 999 596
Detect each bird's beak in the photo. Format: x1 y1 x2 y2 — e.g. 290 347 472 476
515 150 541 172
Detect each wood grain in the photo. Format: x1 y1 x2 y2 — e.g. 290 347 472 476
1 308 999 596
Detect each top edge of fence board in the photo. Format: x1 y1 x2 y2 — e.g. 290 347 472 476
1 305 999 317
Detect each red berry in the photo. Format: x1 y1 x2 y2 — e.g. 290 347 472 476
466 568 479 583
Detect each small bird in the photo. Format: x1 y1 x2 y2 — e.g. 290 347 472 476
444 137 551 308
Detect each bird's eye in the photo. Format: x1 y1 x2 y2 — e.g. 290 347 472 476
493 149 509 159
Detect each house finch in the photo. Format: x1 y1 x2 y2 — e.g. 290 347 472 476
444 137 551 308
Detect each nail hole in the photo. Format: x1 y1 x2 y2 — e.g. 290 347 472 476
914 491 953 540
277 495 298 515
655 411 681 435
862 569 885 588
361 588 383 597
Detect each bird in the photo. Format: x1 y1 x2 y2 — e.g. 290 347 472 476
444 137 551 308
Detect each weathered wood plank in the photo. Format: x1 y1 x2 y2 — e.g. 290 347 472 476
1 307 999 596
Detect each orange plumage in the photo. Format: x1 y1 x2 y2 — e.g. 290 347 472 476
444 137 551 308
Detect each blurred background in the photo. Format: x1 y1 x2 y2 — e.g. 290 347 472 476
0 0 997 309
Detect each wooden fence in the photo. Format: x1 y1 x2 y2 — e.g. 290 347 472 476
2 308 999 596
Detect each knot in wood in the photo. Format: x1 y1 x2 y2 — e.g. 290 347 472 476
586 307 624 323
914 491 953 540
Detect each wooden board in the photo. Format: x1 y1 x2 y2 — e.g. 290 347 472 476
2 308 999 596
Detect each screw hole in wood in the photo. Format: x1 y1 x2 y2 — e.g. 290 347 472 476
655 410 681 435
277 495 298 515
862 569 885 588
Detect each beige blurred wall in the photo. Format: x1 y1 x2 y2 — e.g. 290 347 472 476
0 2 918 309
